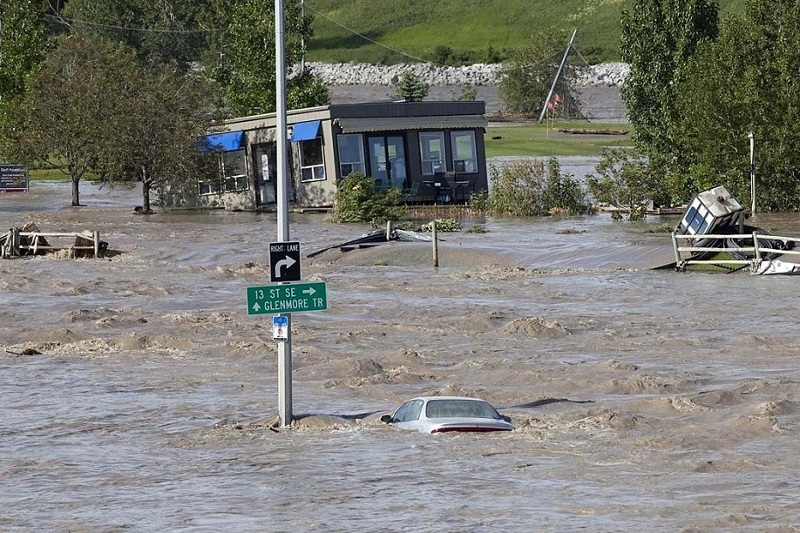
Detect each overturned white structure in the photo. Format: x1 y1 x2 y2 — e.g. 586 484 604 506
672 186 800 274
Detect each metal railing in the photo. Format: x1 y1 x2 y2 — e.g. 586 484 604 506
672 232 800 270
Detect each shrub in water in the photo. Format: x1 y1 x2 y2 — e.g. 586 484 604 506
332 173 402 224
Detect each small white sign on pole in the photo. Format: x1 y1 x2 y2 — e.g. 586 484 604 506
273 315 289 341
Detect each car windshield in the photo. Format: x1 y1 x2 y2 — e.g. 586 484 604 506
425 399 501 419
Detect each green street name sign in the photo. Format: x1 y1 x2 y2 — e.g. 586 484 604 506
247 281 328 315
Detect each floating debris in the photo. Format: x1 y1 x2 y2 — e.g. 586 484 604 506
1 222 108 259
671 186 799 274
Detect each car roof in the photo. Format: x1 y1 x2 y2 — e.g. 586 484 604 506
408 396 489 402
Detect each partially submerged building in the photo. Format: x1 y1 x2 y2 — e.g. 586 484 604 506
195 100 488 210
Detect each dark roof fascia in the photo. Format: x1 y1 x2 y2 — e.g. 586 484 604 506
329 101 485 120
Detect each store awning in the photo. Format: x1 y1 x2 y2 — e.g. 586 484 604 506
199 130 244 152
290 120 321 142
334 115 487 133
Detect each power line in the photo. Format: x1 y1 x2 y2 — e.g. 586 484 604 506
44 13 217 34
304 2 428 63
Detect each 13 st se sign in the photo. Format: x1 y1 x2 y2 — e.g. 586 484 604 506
269 241 301 282
247 281 328 315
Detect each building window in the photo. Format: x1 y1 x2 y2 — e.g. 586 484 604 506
451 131 478 174
221 149 248 191
197 177 220 196
197 149 247 195
300 137 326 182
336 134 365 177
419 132 445 175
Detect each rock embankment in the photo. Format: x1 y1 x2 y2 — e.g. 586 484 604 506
306 61 629 88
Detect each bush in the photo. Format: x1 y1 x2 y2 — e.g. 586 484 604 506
421 218 462 232
332 173 402 224
468 189 489 212
587 149 660 221
488 158 590 216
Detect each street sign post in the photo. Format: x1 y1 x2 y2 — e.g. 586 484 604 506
247 281 328 315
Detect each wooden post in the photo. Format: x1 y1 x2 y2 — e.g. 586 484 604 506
432 220 439 267
385 221 392 241
753 232 761 264
671 232 681 265
93 231 100 258
3 229 11 258
11 228 20 257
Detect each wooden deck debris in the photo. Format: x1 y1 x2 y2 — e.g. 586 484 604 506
1 222 108 259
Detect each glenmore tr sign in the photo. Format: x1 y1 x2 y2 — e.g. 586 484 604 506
247 281 328 315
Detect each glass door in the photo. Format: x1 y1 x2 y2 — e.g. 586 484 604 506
368 135 406 190
252 142 277 205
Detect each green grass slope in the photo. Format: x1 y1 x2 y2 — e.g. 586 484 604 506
306 0 746 65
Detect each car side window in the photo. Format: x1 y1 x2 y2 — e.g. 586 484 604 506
407 400 424 421
393 401 414 422
394 400 424 422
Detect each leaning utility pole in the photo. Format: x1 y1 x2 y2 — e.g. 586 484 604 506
538 29 577 124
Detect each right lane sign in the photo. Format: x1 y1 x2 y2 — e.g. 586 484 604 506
247 281 328 315
269 241 301 282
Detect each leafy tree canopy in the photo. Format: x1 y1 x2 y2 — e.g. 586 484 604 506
61 0 207 71
201 0 329 115
620 0 719 162
8 34 141 205
675 0 800 211
0 0 50 158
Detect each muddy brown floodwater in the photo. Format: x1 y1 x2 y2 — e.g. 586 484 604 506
2 180 800 532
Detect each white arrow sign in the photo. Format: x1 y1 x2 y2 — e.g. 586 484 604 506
273 255 297 279
302 286 316 296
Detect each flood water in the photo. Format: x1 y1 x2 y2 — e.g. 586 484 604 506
2 180 800 531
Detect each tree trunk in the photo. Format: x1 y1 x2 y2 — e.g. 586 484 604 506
141 166 152 214
71 177 81 206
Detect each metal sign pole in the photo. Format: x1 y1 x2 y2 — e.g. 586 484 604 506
275 0 293 427
748 131 756 216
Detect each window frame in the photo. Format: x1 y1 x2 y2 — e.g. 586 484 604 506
299 136 326 183
450 130 478 174
198 148 248 196
336 133 366 178
419 131 446 176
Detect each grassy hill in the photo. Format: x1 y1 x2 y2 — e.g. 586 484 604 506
306 0 747 65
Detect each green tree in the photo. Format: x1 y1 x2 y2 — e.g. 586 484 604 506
675 0 800 211
0 0 49 157
101 64 218 213
202 0 329 115
620 0 718 166
8 34 138 206
498 28 580 118
393 71 429 101
587 149 662 221
0 0 48 97
62 0 206 71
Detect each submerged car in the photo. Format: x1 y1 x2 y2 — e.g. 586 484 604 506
380 396 514 434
